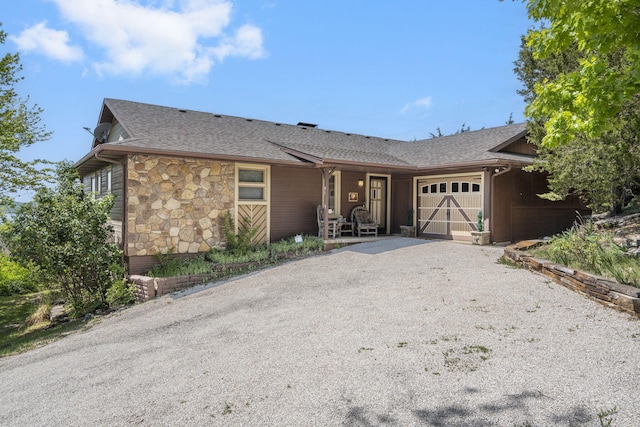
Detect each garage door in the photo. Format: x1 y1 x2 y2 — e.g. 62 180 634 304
417 174 483 240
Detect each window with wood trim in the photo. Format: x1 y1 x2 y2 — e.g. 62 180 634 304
91 171 102 194
238 167 267 201
322 171 341 215
106 167 112 193
235 163 270 244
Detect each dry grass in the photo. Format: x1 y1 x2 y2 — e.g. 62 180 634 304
24 303 50 328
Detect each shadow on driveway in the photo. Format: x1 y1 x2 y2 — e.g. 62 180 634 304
334 237 433 255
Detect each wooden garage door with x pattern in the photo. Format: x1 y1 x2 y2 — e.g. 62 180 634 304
417 174 483 240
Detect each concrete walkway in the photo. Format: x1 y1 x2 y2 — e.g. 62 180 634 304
1 238 638 426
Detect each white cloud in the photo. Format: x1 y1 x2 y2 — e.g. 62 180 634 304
210 24 265 61
10 22 83 63
401 96 433 113
20 0 266 84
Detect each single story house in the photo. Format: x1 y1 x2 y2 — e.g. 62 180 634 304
75 98 587 274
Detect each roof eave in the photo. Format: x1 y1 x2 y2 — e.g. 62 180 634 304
488 128 529 153
75 142 312 171
412 158 532 173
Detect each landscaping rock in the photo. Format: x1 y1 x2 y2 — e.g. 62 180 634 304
49 305 65 322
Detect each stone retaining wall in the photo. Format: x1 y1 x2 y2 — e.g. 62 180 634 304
129 273 215 301
504 241 640 318
128 252 318 301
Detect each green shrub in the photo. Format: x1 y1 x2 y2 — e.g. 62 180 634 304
0 162 123 318
148 254 213 278
106 279 136 307
269 235 323 255
0 253 41 296
207 246 271 264
533 220 640 287
66 291 106 319
149 235 324 278
221 211 259 254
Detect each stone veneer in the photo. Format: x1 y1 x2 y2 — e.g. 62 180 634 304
127 155 235 256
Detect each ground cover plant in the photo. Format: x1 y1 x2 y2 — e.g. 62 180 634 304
148 235 324 278
0 289 87 357
0 253 40 296
531 219 640 288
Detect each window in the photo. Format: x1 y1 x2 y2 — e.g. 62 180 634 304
472 183 481 192
106 167 112 193
462 182 469 192
439 183 447 193
235 163 270 245
452 182 459 193
238 165 268 201
91 171 101 194
322 171 341 214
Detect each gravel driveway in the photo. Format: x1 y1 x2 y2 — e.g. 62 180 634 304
1 238 638 426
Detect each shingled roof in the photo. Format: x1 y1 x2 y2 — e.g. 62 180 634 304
79 99 533 171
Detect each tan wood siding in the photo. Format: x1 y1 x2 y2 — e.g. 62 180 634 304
270 166 321 240
238 204 268 244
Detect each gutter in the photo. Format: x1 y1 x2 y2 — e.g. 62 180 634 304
95 150 125 166
78 143 310 169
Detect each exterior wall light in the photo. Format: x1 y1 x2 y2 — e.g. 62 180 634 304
357 179 364 187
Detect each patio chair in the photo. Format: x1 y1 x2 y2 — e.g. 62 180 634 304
317 205 339 238
338 218 354 236
351 205 378 237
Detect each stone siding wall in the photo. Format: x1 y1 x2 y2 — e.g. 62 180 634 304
127 155 234 257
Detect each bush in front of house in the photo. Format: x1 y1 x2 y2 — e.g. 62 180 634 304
0 162 124 317
148 253 214 278
532 219 640 287
148 235 324 278
105 278 136 308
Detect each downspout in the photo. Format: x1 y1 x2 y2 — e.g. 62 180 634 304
490 164 512 242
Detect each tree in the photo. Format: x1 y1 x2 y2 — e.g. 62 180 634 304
1 162 123 317
429 123 472 138
0 24 52 205
428 127 444 138
505 113 514 125
522 0 640 148
514 33 640 214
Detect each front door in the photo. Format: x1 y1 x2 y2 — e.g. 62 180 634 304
417 174 482 240
369 177 387 234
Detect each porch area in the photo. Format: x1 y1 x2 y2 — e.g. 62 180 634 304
322 234 398 250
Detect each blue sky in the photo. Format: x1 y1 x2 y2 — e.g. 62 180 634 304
3 0 532 169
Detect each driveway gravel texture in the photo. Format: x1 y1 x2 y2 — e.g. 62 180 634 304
1 238 638 426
